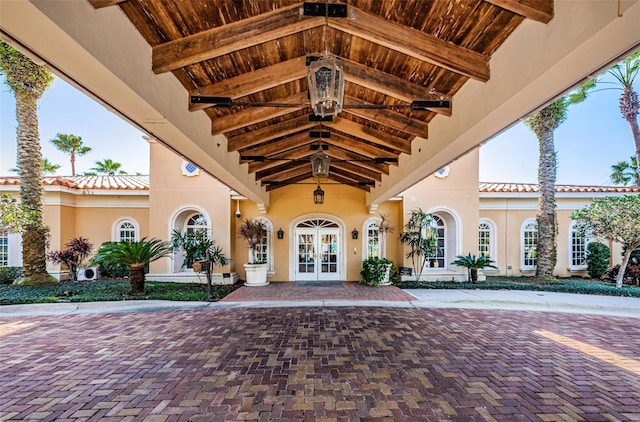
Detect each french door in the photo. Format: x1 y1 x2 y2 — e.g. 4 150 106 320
295 220 340 281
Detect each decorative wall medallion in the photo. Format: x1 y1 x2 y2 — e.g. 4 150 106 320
434 166 450 179
181 160 200 177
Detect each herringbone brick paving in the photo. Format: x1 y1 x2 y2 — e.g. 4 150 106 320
221 283 416 302
1 307 639 421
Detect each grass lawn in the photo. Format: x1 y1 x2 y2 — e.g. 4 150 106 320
0 280 240 306
1 276 639 306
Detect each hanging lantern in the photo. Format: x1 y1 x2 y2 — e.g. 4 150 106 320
308 55 345 117
311 150 330 178
313 182 325 204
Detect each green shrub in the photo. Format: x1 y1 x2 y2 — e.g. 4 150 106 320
360 256 394 285
586 242 610 279
0 266 21 284
97 260 129 279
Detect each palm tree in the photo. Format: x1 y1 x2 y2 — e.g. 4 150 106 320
10 158 61 175
50 133 92 176
91 158 125 175
524 98 568 280
0 41 56 285
610 157 639 186
571 51 640 185
90 238 169 294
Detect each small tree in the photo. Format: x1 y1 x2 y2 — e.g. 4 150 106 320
91 158 125 175
47 237 93 281
451 253 497 283
50 133 91 176
585 242 610 279
237 219 267 263
0 194 27 234
399 209 439 281
90 238 169 294
169 229 229 269
572 195 640 287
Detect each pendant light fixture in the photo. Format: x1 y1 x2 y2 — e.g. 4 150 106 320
307 1 345 117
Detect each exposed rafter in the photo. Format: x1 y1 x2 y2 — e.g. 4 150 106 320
484 0 553 23
152 3 323 74
330 5 490 82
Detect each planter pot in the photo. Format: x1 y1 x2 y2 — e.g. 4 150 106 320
375 265 392 286
244 263 269 287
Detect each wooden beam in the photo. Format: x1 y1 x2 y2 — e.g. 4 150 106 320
227 115 315 151
331 5 490 82
238 131 311 157
153 3 322 74
331 161 382 182
87 0 127 8
327 170 373 191
343 59 452 116
189 57 308 111
325 145 390 175
210 92 309 134
343 96 428 138
327 117 412 155
483 0 553 23
264 172 313 191
247 145 314 173
258 163 309 181
325 132 397 159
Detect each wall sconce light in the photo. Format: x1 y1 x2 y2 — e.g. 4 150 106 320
277 228 284 239
352 228 359 239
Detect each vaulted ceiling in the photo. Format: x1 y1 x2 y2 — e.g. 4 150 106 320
87 0 552 191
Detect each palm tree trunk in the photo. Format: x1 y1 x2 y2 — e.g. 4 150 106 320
536 129 557 279
16 94 52 283
620 86 640 184
71 152 76 176
129 264 146 294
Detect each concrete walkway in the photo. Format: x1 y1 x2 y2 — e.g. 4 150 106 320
2 289 638 318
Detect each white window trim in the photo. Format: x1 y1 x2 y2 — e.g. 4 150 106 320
520 218 537 272
568 222 589 272
112 217 140 242
479 218 498 272
362 216 384 259
254 217 274 274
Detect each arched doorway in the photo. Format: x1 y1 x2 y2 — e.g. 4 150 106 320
294 218 341 281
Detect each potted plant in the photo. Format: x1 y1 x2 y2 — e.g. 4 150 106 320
451 253 498 283
169 229 229 271
237 218 268 286
360 256 394 286
399 208 439 281
90 237 169 294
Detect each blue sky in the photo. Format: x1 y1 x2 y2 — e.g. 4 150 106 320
0 74 637 185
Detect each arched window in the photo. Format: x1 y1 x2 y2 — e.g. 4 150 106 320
521 220 538 270
114 218 139 242
426 215 445 269
118 221 137 242
569 222 588 270
363 218 382 259
185 213 208 235
0 232 8 267
254 217 274 273
478 219 496 261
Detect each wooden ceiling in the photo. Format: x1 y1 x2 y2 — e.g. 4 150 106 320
88 0 553 191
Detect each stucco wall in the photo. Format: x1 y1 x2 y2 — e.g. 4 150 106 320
148 141 232 275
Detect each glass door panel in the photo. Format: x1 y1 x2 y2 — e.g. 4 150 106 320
296 230 316 280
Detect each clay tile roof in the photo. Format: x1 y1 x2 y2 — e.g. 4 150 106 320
479 182 640 193
0 175 149 190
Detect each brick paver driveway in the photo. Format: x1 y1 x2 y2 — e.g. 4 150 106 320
1 307 639 421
